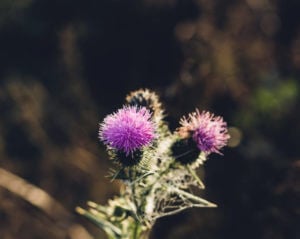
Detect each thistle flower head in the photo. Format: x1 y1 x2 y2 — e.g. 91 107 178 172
178 109 230 155
126 89 164 124
99 106 155 155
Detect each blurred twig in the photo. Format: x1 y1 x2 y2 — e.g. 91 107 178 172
0 167 93 239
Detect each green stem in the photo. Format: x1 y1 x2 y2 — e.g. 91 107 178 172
186 165 205 189
129 169 140 220
133 220 140 239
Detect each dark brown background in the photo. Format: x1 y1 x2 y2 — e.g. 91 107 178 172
0 0 299 238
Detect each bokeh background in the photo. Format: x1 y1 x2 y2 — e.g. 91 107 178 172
0 0 299 238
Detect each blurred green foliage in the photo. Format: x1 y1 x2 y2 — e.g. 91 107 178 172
253 79 298 116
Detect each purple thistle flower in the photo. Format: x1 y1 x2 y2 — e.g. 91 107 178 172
179 109 230 155
99 106 155 155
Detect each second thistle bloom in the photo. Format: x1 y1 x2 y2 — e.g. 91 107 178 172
99 106 155 155
178 109 230 155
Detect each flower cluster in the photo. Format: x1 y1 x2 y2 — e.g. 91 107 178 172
78 89 230 239
99 106 155 156
178 109 230 155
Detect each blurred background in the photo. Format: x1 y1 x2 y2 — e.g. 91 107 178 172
0 0 299 238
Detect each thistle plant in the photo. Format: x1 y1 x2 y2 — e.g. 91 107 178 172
77 89 230 239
